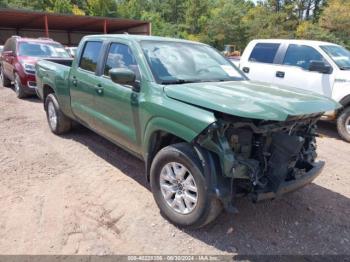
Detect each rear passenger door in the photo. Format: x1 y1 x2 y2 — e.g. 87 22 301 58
274 44 333 97
240 42 283 84
70 41 103 127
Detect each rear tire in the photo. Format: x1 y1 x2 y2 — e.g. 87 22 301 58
45 93 72 135
150 143 222 229
14 73 26 99
336 107 350 142
0 66 11 87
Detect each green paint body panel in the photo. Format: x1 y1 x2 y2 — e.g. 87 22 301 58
35 34 340 164
164 80 340 121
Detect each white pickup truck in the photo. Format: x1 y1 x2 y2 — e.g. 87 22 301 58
234 39 350 142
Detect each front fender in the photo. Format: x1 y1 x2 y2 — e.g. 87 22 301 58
142 115 216 182
142 117 203 158
14 63 26 84
339 95 350 108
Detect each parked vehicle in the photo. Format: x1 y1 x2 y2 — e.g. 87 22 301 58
0 36 71 98
36 35 339 228
237 39 350 142
65 47 77 57
229 56 240 67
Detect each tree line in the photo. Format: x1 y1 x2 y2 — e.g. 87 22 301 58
1 0 349 50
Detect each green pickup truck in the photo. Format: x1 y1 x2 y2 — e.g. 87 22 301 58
35 34 339 228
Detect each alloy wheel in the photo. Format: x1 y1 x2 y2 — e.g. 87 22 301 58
14 75 20 94
159 162 198 214
346 116 350 134
47 101 57 130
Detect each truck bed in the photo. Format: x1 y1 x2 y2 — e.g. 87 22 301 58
42 58 73 67
35 59 73 104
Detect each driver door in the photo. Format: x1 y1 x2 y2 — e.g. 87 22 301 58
274 44 334 97
92 42 141 152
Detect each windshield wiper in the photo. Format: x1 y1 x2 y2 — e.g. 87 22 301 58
160 78 235 85
160 79 201 85
340 66 350 70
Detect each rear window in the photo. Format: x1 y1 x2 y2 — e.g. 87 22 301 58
79 41 102 73
249 43 280 64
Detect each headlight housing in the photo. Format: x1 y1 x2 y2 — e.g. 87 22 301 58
22 63 36 74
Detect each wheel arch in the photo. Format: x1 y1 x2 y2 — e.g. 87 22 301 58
335 95 350 118
43 84 55 110
143 117 210 182
13 63 22 76
142 117 223 195
339 95 350 109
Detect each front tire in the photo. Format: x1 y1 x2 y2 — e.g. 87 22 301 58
150 143 222 229
337 107 350 142
45 93 72 135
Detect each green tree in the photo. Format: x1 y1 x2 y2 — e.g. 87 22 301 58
49 0 73 14
205 0 253 50
296 21 341 43
2 0 350 51
243 1 299 41
184 0 209 35
86 0 117 17
318 0 350 48
117 0 150 19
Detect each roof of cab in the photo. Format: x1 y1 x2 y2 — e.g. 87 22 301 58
250 39 340 47
83 34 203 45
14 36 60 44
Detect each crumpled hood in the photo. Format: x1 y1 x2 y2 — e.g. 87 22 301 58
164 80 341 121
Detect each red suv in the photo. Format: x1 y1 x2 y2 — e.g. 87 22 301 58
0 36 70 98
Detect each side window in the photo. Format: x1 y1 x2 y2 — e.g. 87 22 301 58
249 43 280 64
79 41 102 73
283 44 325 70
10 39 16 53
103 43 140 80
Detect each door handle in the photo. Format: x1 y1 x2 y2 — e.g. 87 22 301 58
242 67 250 73
72 76 77 86
276 71 285 78
94 84 104 94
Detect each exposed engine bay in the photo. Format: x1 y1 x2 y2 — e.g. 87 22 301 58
196 113 322 206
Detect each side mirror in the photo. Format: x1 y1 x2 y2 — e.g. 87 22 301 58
309 60 333 74
109 68 140 91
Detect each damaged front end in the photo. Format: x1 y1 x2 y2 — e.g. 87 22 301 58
195 113 325 211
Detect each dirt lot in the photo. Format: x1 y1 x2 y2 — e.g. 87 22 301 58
0 84 349 255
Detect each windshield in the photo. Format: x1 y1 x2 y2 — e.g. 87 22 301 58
321 45 350 70
18 42 70 58
140 40 246 84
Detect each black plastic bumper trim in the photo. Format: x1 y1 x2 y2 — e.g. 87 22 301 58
252 161 325 202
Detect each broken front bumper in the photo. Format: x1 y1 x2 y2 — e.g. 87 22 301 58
251 161 325 202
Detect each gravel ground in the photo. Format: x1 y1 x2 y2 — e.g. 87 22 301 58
0 84 349 255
